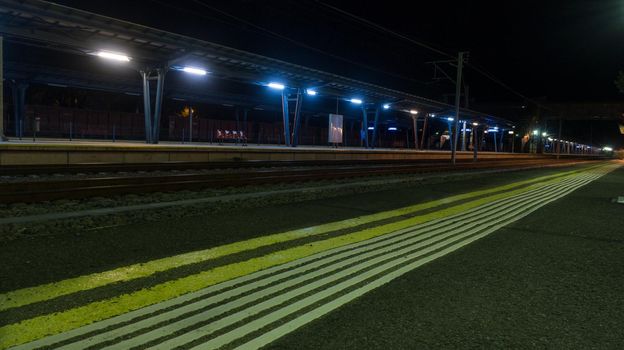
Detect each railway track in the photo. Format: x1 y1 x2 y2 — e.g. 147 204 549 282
0 159 596 203
0 157 539 176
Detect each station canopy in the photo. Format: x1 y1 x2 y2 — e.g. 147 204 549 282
0 0 513 127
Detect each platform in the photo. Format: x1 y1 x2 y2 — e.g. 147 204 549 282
0 138 571 166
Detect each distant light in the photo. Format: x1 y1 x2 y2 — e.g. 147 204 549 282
181 66 208 76
603 146 613 152
305 89 317 96
383 104 390 110
541 132 547 137
368 126 375 130
410 110 418 115
268 82 286 90
521 105 527 109
388 127 397 131
508 131 514 135
532 130 539 135
472 122 479 126
96 50 131 62
447 117 454 122
350 98 363 105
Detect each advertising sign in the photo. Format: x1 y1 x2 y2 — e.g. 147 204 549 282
328 114 343 144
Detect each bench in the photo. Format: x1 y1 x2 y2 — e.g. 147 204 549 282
216 129 247 145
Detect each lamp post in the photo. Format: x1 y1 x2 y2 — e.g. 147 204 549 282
0 36 4 141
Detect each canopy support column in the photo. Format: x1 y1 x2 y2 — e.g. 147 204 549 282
371 106 380 148
360 106 369 148
151 68 166 144
281 89 291 147
292 89 303 147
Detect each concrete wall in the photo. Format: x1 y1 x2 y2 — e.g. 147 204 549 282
0 143 576 166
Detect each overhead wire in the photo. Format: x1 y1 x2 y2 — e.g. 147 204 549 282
162 0 429 87
314 1 553 111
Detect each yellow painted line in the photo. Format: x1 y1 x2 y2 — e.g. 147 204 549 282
0 163 602 314
0 165 605 349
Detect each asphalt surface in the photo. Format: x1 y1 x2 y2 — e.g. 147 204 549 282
266 166 624 349
1 162 620 350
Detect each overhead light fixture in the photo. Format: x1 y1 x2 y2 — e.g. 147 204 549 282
447 117 454 121
472 122 478 126
383 104 390 110
305 89 317 96
532 130 539 135
508 131 514 135
542 132 547 137
95 50 131 62
368 126 375 130
268 82 286 90
47 83 68 88
388 127 397 131
547 137 553 141
410 110 418 115
350 98 363 105
181 66 208 76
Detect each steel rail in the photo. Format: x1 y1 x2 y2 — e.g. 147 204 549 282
0 159 595 203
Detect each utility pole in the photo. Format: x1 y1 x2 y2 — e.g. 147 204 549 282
420 115 428 149
556 118 563 159
451 51 465 165
412 115 419 150
189 106 193 143
461 85 469 151
473 124 478 161
0 36 4 141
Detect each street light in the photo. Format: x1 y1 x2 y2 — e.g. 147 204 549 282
350 98 363 105
95 50 131 62
181 66 208 76
268 82 286 90
410 110 418 115
305 89 317 96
